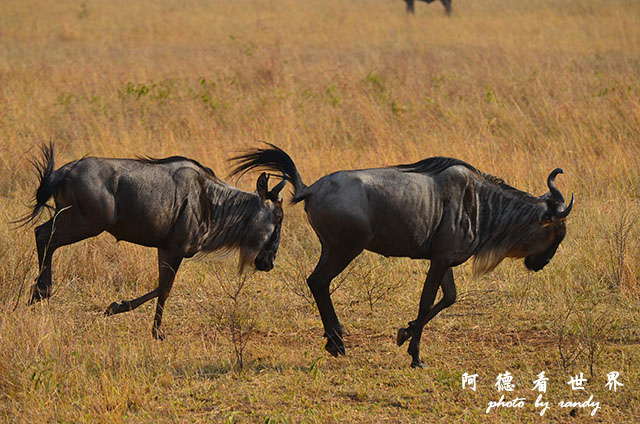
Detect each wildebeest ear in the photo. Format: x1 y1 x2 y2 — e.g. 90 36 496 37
257 172 269 200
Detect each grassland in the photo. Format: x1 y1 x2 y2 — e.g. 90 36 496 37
1 0 639 422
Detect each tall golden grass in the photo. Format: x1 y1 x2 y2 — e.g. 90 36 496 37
1 0 639 422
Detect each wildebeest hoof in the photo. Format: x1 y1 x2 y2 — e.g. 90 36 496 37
104 300 131 316
324 331 345 357
28 293 42 306
410 360 427 369
152 327 166 341
28 284 51 305
325 340 346 357
397 328 411 346
104 302 119 316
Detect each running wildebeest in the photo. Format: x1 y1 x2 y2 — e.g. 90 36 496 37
231 144 573 367
405 0 452 15
22 143 285 340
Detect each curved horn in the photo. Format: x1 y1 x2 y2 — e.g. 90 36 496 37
556 193 574 219
547 168 565 203
269 178 287 199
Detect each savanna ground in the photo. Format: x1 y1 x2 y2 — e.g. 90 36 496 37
1 0 639 422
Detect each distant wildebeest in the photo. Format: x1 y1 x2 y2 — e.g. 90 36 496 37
405 0 452 15
22 143 285 340
231 144 573 367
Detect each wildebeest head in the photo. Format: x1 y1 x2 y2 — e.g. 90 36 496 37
253 172 286 272
524 169 574 272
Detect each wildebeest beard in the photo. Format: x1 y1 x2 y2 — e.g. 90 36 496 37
254 218 283 272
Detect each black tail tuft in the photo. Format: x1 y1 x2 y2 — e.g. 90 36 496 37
15 142 60 226
230 143 307 202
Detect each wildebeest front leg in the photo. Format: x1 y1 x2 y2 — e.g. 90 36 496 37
396 269 441 349
397 264 455 367
104 248 182 341
151 249 183 340
307 246 363 357
104 288 160 316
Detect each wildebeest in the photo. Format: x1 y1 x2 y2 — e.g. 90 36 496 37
231 144 573 367
405 0 452 15
22 143 285 340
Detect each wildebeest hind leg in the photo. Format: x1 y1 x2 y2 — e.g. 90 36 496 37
30 210 102 305
307 245 364 357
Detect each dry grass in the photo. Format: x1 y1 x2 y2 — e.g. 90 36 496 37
1 0 639 422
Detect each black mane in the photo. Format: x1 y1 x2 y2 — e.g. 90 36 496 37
395 156 477 176
137 156 217 178
396 156 539 203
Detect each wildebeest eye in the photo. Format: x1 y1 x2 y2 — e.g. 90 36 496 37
540 212 553 226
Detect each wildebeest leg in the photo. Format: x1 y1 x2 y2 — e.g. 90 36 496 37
395 269 441 349
103 249 182 340
405 0 415 13
307 246 363 357
103 288 160 316
151 249 183 340
397 264 455 367
30 211 101 304
441 0 452 15
31 219 57 303
407 268 455 367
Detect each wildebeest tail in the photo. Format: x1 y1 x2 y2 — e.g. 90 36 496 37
16 142 66 226
230 143 309 203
